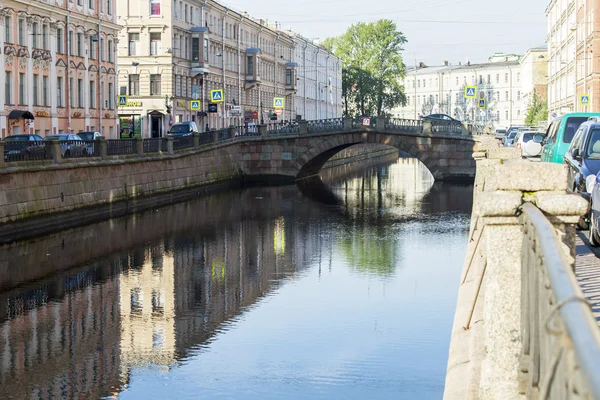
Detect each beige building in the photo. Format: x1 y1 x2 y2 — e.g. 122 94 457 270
395 49 547 129
0 0 121 139
116 1 299 138
547 0 600 115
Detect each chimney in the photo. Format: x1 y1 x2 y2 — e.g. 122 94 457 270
467 61 471 66
419 61 426 69
458 61 462 66
444 61 449 66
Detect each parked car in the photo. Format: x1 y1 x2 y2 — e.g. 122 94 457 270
541 112 600 164
3 134 47 161
45 134 88 157
77 131 102 155
514 131 545 158
504 130 519 147
168 122 199 136
589 174 600 246
494 129 507 140
421 114 461 123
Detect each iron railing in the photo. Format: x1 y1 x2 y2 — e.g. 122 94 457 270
216 128 233 142
199 132 214 145
171 135 195 151
143 138 164 154
106 139 136 156
519 202 600 399
307 118 344 133
3 141 51 162
431 120 464 134
232 125 260 137
268 121 300 135
61 140 96 158
387 118 423 131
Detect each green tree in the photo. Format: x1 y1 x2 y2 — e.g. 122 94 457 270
525 91 549 126
325 20 408 117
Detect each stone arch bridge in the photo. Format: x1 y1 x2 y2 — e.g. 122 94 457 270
235 117 478 181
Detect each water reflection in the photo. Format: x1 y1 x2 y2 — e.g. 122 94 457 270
0 156 473 400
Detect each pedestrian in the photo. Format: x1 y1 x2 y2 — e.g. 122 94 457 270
205 123 210 132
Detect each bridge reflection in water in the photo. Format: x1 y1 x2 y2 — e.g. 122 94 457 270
0 154 473 400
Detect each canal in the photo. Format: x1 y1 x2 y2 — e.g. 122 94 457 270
0 155 474 400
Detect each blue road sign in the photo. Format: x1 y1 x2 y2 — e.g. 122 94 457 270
190 100 201 110
118 95 127 106
210 89 224 103
464 86 477 99
581 95 590 106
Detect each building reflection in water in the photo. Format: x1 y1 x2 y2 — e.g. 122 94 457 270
0 156 472 399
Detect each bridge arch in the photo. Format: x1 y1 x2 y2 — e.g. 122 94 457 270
293 132 467 181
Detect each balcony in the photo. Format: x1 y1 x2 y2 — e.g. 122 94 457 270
285 62 298 93
245 48 261 90
190 27 210 76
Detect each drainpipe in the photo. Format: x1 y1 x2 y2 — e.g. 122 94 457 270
274 33 278 120
66 15 72 133
222 9 228 129
98 21 102 136
584 0 589 109
237 17 242 127
325 53 330 119
303 38 308 119
315 48 320 119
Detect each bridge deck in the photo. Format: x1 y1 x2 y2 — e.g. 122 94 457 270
575 232 600 324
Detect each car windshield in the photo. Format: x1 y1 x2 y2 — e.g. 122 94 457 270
171 125 191 133
77 132 95 140
3 135 30 142
586 129 600 159
522 133 535 142
564 117 590 143
47 135 70 140
508 131 518 139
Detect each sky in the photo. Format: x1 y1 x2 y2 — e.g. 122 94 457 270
222 0 548 66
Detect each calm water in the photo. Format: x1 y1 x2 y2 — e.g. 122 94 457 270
0 156 473 400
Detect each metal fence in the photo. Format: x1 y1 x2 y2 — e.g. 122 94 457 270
232 126 260 138
307 118 344 133
171 135 195 151
431 120 464 134
387 118 423 131
61 140 97 159
106 139 137 156
199 132 214 145
216 128 233 142
143 138 164 154
3 140 51 162
267 121 300 135
519 203 600 399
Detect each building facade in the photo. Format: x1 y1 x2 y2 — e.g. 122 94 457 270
116 1 303 138
395 50 547 129
292 34 342 120
0 0 120 139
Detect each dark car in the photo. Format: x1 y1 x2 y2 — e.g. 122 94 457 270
3 134 47 161
168 122 199 136
45 134 88 157
564 120 600 229
421 114 460 123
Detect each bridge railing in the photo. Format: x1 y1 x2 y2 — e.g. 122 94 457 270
387 118 423 132
267 121 300 135
430 119 464 135
519 202 600 399
307 118 344 133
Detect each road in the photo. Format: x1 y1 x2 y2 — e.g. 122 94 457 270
576 231 600 323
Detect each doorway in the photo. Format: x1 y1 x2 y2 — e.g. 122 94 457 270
151 115 162 138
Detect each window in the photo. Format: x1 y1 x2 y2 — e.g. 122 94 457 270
107 0 112 15
286 69 292 85
487 74 490 84
57 28 63 53
33 74 39 106
150 74 161 95
89 36 96 59
68 30 74 55
185 5 188 22
417 80 420 88
455 77 458 85
108 40 113 62
42 25 48 50
43 76 48 106
69 78 74 106
18 20 25 46
32 23 39 48
100 38 104 60
90 81 95 107
517 91 521 100
129 74 139 95
505 110 509 120
505 91 509 101
57 77 63 107
78 79 83 107
128 33 139 56
204 38 208 62
505 73 509 83
18 73 26 105
246 55 254 75
5 71 12 104
496 74 499 84
150 32 161 55
108 82 113 109
517 72 520 83
191 37 199 61
4 17 11 43
78 0 82 6
77 33 83 56
185 37 188 59
89 0 94 9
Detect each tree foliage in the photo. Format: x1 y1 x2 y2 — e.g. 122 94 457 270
525 91 548 126
325 20 407 117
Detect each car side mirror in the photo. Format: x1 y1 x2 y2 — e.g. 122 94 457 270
533 134 544 144
167 130 170 134
571 148 580 158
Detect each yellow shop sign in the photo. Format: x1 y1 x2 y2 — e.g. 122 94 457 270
126 101 143 107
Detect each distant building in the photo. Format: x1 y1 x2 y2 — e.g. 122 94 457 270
394 49 547 129
0 0 121 138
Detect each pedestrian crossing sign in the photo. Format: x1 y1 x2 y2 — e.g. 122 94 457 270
210 89 224 103
581 94 590 106
118 95 127 107
478 98 486 109
464 86 477 99
190 100 201 110
273 97 285 108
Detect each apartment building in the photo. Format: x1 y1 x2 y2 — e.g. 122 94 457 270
117 0 301 138
395 49 548 129
0 0 120 139
291 34 343 120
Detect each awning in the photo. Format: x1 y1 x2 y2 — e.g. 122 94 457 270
191 67 210 77
8 110 35 120
147 110 165 115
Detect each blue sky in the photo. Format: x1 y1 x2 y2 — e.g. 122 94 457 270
223 0 548 65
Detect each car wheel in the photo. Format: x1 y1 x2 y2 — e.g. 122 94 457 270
591 208 600 247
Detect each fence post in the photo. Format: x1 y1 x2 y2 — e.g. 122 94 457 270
96 136 107 159
193 132 200 148
0 142 4 167
166 136 174 155
213 130 219 144
422 120 433 135
299 120 308 134
343 117 353 130
135 137 143 155
259 124 268 137
48 137 62 163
